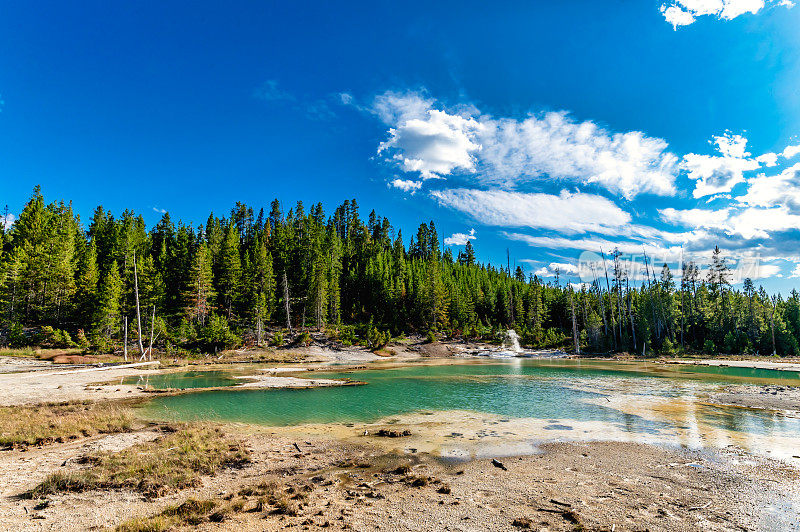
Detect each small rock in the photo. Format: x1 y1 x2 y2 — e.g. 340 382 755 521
511 517 533 528
492 459 507 471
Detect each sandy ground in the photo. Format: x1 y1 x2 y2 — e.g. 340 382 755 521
3 351 800 530
669 359 800 372
235 375 359 389
708 384 800 411
0 356 56 374
0 344 411 406
0 364 164 406
0 427 798 531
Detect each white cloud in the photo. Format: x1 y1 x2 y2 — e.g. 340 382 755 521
503 232 684 258
389 178 423 193
378 110 482 180
783 144 800 159
660 207 731 229
662 5 697 27
738 162 800 207
478 113 678 199
1 213 14 230
728 206 800 239
755 152 778 167
660 0 791 28
791 263 800 278
444 228 476 246
431 189 632 234
714 132 749 158
755 263 783 278
374 92 678 199
339 92 354 105
681 132 761 198
533 262 579 277
659 200 800 240
372 91 434 124
152 207 167 214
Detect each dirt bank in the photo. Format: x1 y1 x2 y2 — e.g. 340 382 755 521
0 364 163 407
1 427 797 531
708 384 800 411
668 358 800 372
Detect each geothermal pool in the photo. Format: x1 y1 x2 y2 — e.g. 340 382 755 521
135 360 800 460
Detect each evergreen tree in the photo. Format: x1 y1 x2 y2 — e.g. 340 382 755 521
186 241 215 326
94 260 123 338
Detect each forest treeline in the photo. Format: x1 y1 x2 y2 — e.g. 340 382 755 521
1 186 799 357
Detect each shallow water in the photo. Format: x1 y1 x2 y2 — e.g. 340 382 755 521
120 370 239 389
137 360 800 457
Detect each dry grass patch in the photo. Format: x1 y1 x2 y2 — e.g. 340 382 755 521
0 401 134 449
116 498 218 531
0 347 40 358
31 425 250 499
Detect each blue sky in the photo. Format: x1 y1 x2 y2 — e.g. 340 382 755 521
2 1 800 290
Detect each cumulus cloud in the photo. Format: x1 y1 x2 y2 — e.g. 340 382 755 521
374 92 678 199
389 178 424 193
533 262 579 278
366 91 800 279
660 200 800 240
444 228 476 246
431 189 632 234
659 207 731 230
738 162 800 207
783 144 800 159
728 206 800 239
755 152 778 167
660 0 792 29
378 110 482 180
662 5 697 27
681 132 761 198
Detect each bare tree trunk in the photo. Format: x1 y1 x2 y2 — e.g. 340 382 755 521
148 305 156 361
581 290 587 331
680 284 685 349
283 270 292 334
123 316 128 362
133 253 145 356
771 296 777 356
570 290 580 355
628 294 637 352
617 288 624 348
600 250 616 350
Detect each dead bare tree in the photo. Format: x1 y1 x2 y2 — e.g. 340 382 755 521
600 249 616 350
133 253 145 356
570 288 580 355
123 316 128 361
283 270 292 334
771 295 777 356
148 305 156 361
